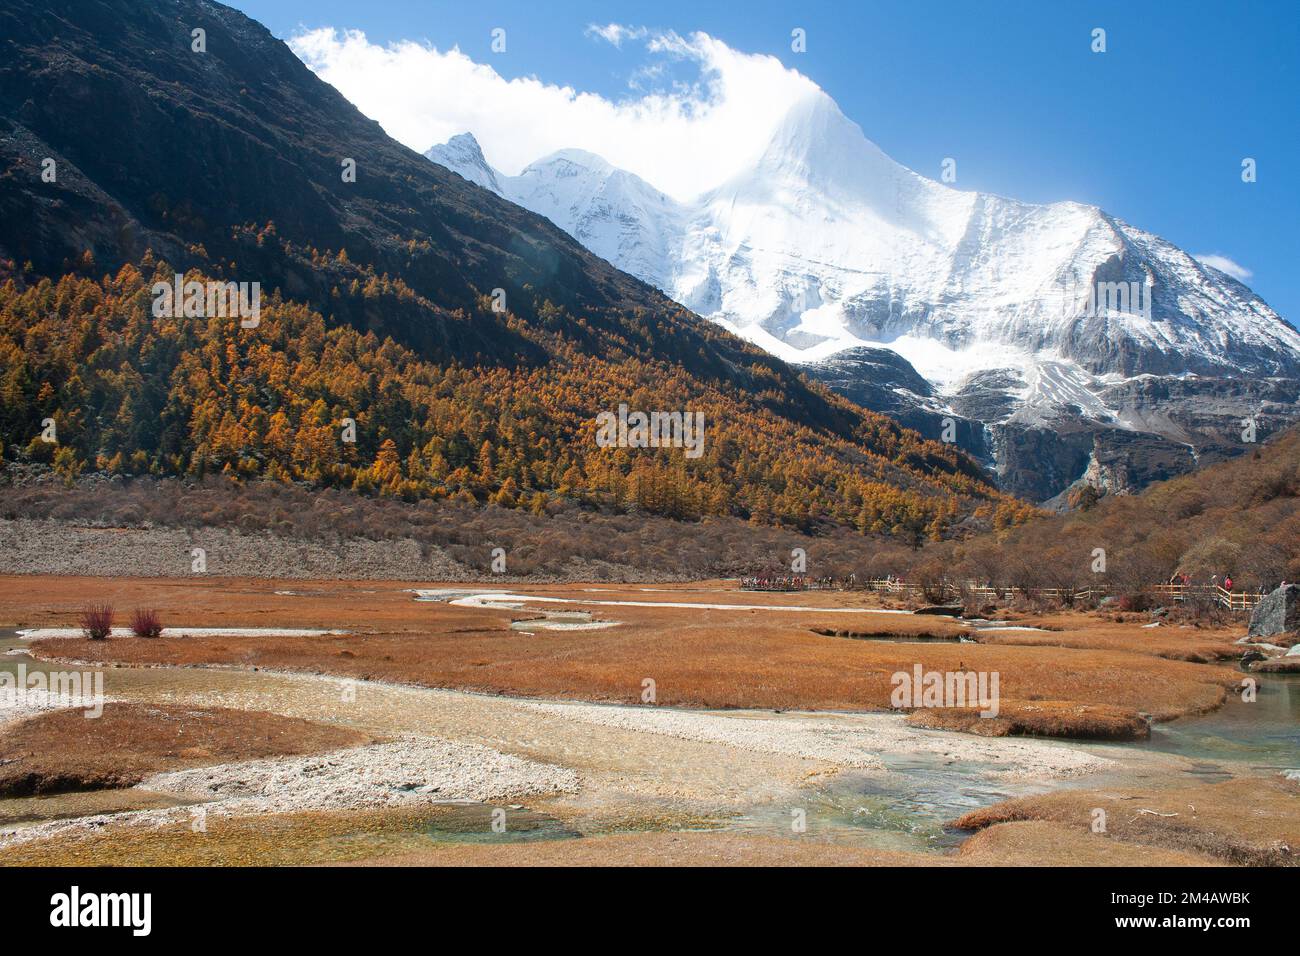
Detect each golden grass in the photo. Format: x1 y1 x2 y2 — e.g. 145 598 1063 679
978 611 1244 663
905 700 1150 740
951 776 1300 866
0 702 370 796
955 821 1215 866
4 576 1246 737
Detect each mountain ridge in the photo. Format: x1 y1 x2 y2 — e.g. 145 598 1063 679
426 92 1300 501
0 0 1020 541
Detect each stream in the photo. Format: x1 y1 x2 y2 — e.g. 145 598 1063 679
1 642 1295 861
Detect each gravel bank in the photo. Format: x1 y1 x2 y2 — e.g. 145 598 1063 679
142 736 580 812
0 519 468 580
0 520 671 582
0 692 113 729
521 700 1116 781
0 734 579 850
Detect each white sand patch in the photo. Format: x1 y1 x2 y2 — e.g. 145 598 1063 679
418 590 912 615
509 620 620 631
17 626 347 640
0 735 578 850
141 736 579 812
0 690 113 728
520 700 1114 781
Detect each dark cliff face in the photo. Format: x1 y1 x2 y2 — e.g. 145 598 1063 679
801 347 997 470
0 0 862 432
803 341 1300 503
0 0 621 313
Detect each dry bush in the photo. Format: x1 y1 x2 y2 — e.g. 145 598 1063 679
1027 592 1066 614
1116 593 1153 613
909 556 952 602
1165 597 1230 628
129 607 163 638
957 583 997 617
79 603 113 640
1176 536 1243 583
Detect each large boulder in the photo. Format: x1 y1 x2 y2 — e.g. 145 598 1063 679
1248 585 1300 639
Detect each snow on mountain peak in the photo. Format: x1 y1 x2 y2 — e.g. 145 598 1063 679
425 132 503 195
748 91 914 198
522 148 616 177
425 97 1299 403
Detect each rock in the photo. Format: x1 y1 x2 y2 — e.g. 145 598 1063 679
1253 658 1300 673
1288 643 1300 657
1240 650 1265 665
1247 585 1300 639
915 604 964 616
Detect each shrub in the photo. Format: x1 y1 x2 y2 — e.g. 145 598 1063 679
1117 592 1153 613
129 607 163 638
79 604 114 640
1166 596 1229 628
1028 592 1066 614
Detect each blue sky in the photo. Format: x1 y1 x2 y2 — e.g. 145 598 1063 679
233 0 1299 324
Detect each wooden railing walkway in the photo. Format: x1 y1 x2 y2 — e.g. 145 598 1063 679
1150 583 1262 611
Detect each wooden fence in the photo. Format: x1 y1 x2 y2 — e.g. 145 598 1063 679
1150 583 1262 611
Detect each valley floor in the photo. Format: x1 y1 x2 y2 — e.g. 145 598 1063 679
0 576 1294 866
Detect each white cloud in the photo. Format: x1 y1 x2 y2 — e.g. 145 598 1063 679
1194 253 1253 281
288 26 819 200
584 23 646 48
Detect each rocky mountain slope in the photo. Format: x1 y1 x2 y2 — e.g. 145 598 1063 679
428 93 1300 502
0 0 1020 541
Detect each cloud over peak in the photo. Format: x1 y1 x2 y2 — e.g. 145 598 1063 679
289 25 819 200
1194 253 1253 281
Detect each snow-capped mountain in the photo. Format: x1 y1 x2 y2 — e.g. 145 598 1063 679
427 91 1300 501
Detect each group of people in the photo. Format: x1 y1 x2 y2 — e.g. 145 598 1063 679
1169 571 1238 591
740 574 849 592
1166 572 1289 594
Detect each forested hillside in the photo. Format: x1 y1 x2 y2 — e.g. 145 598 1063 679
905 425 1300 590
0 260 1034 539
0 0 1037 543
